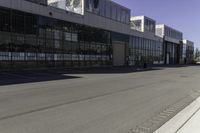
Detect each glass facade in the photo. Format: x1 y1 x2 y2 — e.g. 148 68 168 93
164 42 180 64
144 18 155 33
85 0 130 24
129 36 163 66
0 1 189 69
0 7 112 69
182 44 187 59
164 27 182 40
182 41 194 64
186 45 194 64
155 25 183 64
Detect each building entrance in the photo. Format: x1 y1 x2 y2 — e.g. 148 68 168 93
113 41 125 66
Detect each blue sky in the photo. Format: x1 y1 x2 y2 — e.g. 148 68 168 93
113 0 199 48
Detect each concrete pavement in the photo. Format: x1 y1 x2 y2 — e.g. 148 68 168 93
0 66 200 133
178 107 200 133
155 96 200 133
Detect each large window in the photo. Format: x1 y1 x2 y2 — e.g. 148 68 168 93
129 36 163 66
120 9 126 23
111 4 117 20
0 8 10 32
105 0 111 18
86 0 130 24
0 7 112 69
164 26 183 40
25 14 37 34
12 11 24 34
144 18 155 33
116 6 121 22
99 0 106 16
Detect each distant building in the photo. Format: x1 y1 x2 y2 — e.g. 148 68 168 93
129 16 163 66
156 24 183 64
131 16 156 34
182 40 194 64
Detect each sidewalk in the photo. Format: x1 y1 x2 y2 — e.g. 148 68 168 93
177 108 200 133
154 97 200 133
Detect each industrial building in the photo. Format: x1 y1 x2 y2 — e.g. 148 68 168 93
129 16 163 66
156 24 183 64
182 40 194 64
0 0 194 70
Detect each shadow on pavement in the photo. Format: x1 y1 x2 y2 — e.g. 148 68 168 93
0 64 195 86
0 71 81 86
59 67 163 74
62 64 197 74
155 64 196 68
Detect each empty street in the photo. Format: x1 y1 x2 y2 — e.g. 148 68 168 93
0 66 200 133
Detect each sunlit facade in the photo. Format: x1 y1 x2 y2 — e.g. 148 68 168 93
129 16 163 66
128 35 163 66
85 0 130 24
131 16 156 34
182 40 194 64
48 0 84 15
0 0 194 70
156 24 183 64
0 0 130 70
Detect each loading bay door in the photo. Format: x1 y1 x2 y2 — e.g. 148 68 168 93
113 42 126 66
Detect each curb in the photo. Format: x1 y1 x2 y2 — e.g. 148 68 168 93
154 97 200 133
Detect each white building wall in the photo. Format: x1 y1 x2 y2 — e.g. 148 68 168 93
156 24 164 37
130 16 144 32
131 16 156 34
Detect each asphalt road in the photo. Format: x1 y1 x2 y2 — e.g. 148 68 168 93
0 66 200 133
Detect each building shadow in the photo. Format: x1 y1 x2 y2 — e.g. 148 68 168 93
0 64 195 86
0 71 81 86
154 64 196 68
54 67 163 75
